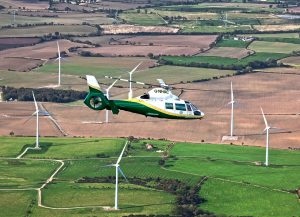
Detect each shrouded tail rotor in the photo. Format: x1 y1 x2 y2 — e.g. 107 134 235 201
84 75 119 114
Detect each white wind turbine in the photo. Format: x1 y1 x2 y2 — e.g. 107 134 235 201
105 78 120 123
55 41 62 86
104 142 128 210
32 92 40 149
228 82 235 137
261 107 277 167
128 62 142 99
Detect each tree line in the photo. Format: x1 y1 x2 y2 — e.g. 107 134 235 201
2 86 86 103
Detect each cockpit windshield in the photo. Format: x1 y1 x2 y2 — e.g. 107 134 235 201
190 103 199 111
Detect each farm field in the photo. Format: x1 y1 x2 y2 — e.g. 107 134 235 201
1 70 300 149
200 47 253 58
0 40 89 71
161 52 288 68
101 24 179 34
116 35 218 48
249 41 300 54
0 25 97 37
0 137 299 216
36 57 235 84
1 1 300 216
80 45 201 56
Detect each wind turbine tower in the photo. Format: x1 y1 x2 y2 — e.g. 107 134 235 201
105 78 119 123
229 82 235 137
261 107 272 166
222 82 238 141
104 142 128 210
32 92 40 149
56 41 62 86
128 62 142 99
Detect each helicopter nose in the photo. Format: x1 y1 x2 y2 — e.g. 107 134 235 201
200 111 205 117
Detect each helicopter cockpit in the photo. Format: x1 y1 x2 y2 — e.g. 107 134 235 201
185 101 204 116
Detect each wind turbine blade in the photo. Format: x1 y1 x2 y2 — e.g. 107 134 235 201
32 91 39 112
116 141 128 165
23 111 37 124
260 107 268 128
56 41 60 55
128 62 142 75
101 164 115 168
118 167 128 182
231 81 234 102
107 76 121 91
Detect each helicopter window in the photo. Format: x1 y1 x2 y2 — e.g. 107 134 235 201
191 104 198 111
186 104 192 111
175 103 186 111
140 93 150 99
165 102 174 110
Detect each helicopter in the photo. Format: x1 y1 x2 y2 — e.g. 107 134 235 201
83 72 205 120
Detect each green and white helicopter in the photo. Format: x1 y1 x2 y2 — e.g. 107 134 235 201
83 72 205 120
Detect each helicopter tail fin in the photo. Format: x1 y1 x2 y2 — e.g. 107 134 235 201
84 75 119 114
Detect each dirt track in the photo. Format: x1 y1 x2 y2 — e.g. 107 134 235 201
1 70 299 149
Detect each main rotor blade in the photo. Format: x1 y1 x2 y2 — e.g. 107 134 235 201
260 107 269 128
118 167 128 182
104 76 227 93
116 141 128 165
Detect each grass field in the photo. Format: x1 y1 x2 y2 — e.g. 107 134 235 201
36 57 234 84
0 159 59 188
0 137 299 216
161 52 288 68
0 136 35 157
120 11 166 26
216 38 251 48
0 191 36 217
200 179 300 217
43 182 175 213
249 41 300 53
0 25 97 37
24 137 125 159
0 12 113 27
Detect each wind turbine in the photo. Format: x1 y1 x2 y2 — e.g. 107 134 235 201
55 41 62 86
228 82 235 137
32 92 40 149
104 142 128 210
261 107 276 167
105 78 120 123
128 62 142 99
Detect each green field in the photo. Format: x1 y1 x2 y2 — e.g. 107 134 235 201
36 57 235 84
216 38 251 48
249 41 300 54
43 182 174 212
0 25 97 37
0 191 36 217
120 11 166 26
0 159 59 188
0 137 299 216
161 52 288 68
0 13 113 27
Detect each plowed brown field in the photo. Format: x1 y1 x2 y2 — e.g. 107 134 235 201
1 69 299 149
